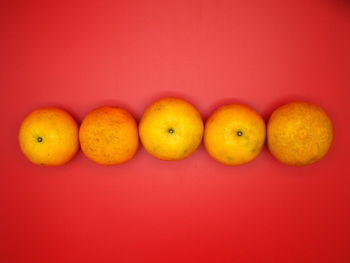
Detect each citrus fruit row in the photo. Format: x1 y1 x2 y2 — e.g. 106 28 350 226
18 98 333 167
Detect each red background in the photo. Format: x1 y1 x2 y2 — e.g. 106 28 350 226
1 0 350 262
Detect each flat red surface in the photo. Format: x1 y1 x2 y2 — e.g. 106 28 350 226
1 0 350 262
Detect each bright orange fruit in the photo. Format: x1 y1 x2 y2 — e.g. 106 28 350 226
79 106 139 165
204 104 266 165
139 97 203 161
267 101 333 166
18 107 79 166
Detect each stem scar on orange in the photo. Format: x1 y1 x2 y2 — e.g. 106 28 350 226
204 104 266 165
267 101 333 166
139 97 204 161
79 106 139 165
18 107 79 166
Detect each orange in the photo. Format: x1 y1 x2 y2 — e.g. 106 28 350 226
79 106 138 165
267 101 333 166
204 104 266 165
18 107 79 166
139 97 203 161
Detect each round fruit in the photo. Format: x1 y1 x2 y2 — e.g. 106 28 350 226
79 106 138 165
204 104 266 165
18 107 79 166
267 101 333 166
139 97 203 161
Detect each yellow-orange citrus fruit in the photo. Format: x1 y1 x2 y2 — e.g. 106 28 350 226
139 97 203 161
267 101 333 166
79 106 139 165
204 104 266 165
18 107 79 166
